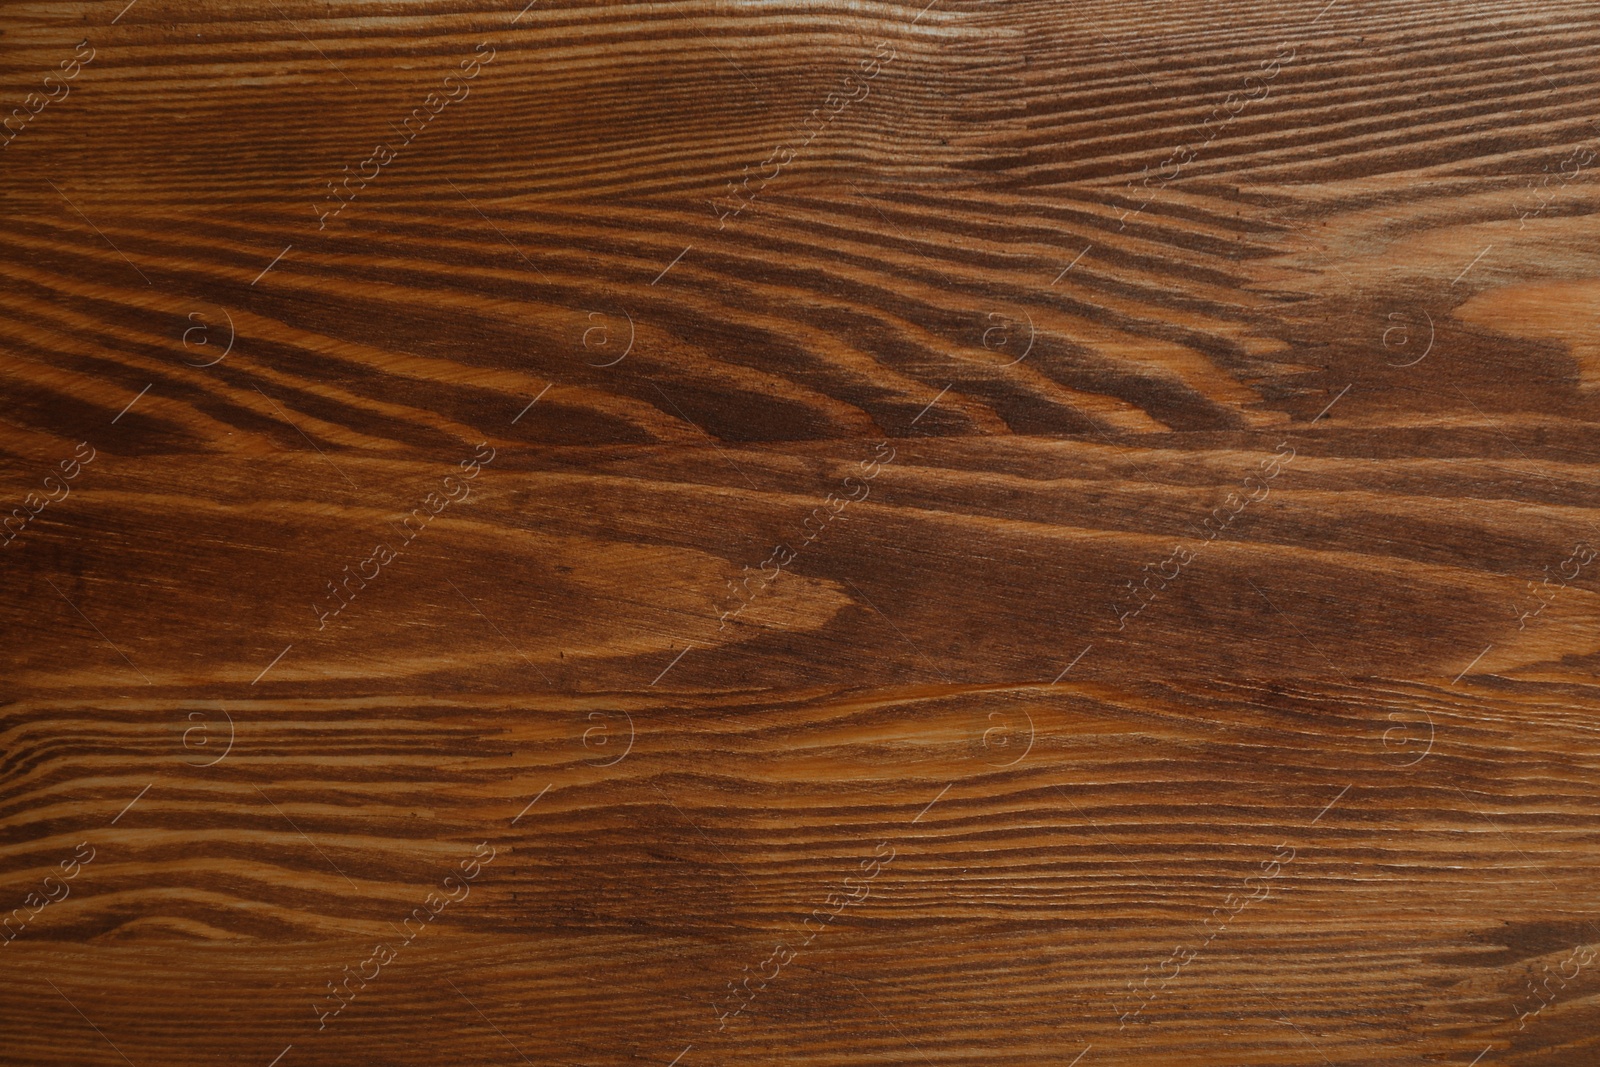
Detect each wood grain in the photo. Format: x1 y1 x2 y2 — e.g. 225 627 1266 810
4 0 1600 1065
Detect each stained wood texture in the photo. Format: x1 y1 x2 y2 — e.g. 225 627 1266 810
4 0 1600 1065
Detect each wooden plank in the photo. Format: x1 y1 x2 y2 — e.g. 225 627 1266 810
3 0 1600 1064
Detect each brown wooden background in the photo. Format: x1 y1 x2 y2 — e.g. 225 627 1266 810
4 0 1600 1064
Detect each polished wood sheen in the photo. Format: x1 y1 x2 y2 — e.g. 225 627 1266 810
4 0 1600 1064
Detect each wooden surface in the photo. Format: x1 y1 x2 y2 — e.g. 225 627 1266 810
4 0 1600 1064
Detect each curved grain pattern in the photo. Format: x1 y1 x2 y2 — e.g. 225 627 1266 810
3 0 1600 1065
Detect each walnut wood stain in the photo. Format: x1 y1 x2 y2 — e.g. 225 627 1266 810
3 1 1600 1065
